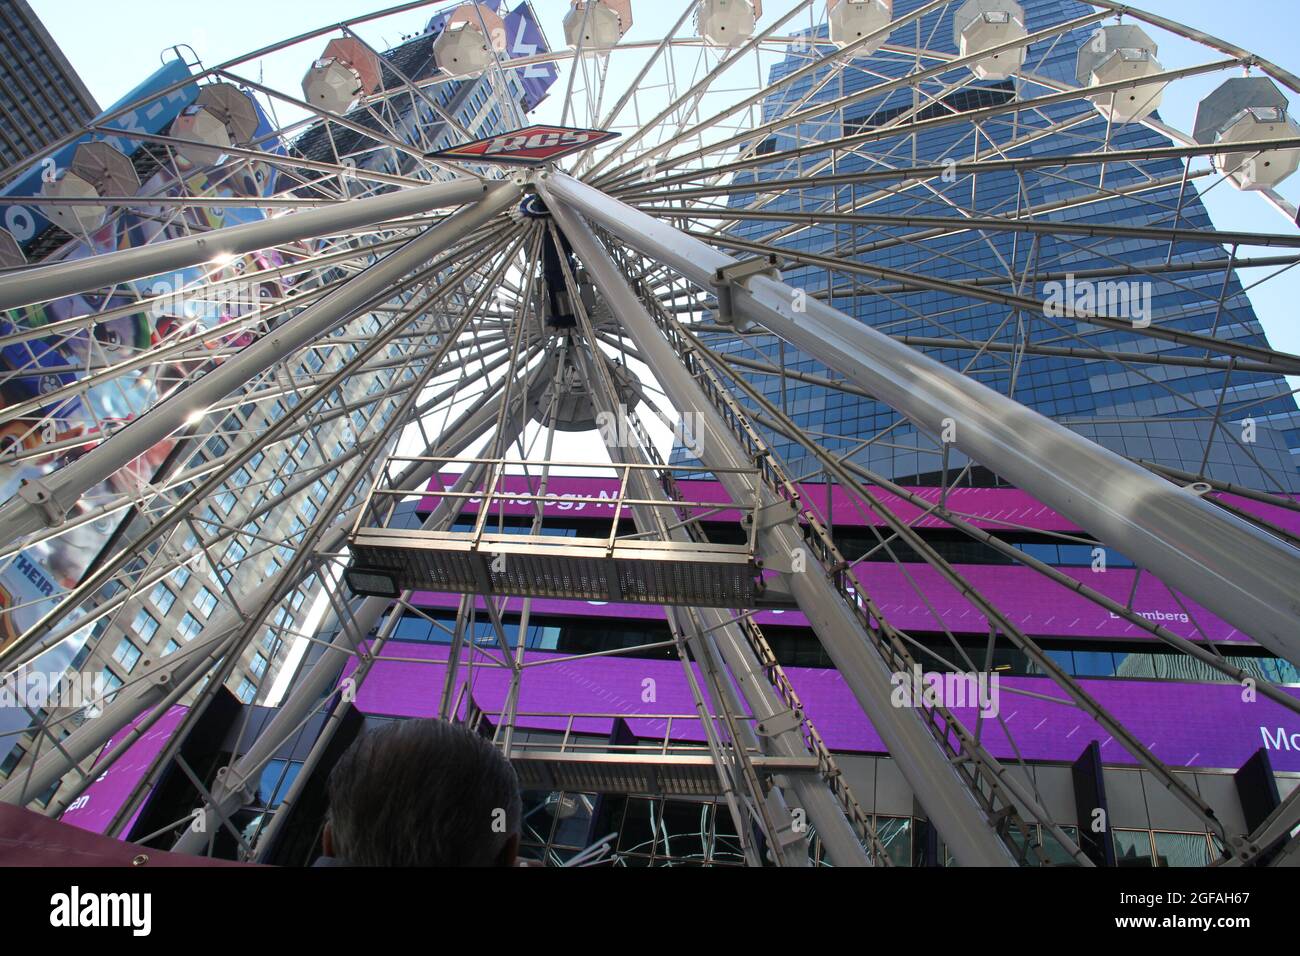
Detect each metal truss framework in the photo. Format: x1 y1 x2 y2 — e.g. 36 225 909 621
0 1 1297 867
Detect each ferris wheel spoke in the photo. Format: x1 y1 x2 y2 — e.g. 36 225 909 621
0 178 488 313
585 1 818 182
597 0 955 187
0 186 519 570
1 218 526 684
598 5 1113 190
685 227 1300 377
695 339 1235 843
624 55 1241 199
618 133 1300 212
637 201 1300 255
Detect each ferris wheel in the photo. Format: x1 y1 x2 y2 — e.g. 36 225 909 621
0 0 1299 867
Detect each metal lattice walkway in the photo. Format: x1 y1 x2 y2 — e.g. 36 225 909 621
350 528 763 607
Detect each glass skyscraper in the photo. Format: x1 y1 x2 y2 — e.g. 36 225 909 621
678 0 1300 493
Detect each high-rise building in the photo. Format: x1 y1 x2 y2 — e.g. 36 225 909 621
0 0 99 168
675 0 1300 491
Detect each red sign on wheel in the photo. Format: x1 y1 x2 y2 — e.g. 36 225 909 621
425 124 620 165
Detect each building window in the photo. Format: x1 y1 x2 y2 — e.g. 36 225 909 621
162 639 182 657
0 745 26 779
1113 829 1155 867
195 587 218 619
131 608 159 643
258 759 302 807
1153 831 1214 867
150 582 176 616
112 637 142 674
100 668 124 704
236 678 257 704
250 653 268 677
179 613 202 642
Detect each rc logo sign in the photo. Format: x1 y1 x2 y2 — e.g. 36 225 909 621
426 124 620 165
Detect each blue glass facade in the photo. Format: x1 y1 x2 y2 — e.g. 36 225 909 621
675 0 1300 491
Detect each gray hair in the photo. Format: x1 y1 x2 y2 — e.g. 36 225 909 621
326 718 522 866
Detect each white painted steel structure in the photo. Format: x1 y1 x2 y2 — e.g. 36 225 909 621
0 1 1298 868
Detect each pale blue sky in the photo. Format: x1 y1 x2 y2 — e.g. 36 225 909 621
27 0 1300 364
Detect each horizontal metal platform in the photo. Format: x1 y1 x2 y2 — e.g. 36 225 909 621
509 751 819 797
348 527 763 607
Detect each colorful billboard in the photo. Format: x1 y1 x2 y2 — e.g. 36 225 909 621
59 704 188 836
341 643 1300 773
0 63 291 703
0 59 197 252
407 474 1291 645
426 1 560 113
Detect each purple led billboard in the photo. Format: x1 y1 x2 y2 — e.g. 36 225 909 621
406 561 1248 644
419 473 1300 536
59 704 187 836
342 644 1300 772
55 653 1300 842
406 474 1292 646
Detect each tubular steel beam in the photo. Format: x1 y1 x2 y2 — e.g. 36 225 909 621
0 177 487 312
555 272 855 864
0 180 521 548
544 184 1019 867
542 171 1300 669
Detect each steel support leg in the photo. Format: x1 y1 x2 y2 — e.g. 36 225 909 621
540 170 1300 669
544 186 1017 866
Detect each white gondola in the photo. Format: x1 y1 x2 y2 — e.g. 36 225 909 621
564 1 632 51
168 83 259 166
954 0 1027 80
39 141 139 234
0 227 24 269
302 38 382 116
1076 24 1166 124
1194 76 1300 191
432 3 506 76
696 0 761 47
827 0 891 52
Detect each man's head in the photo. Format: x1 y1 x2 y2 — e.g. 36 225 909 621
323 718 521 866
